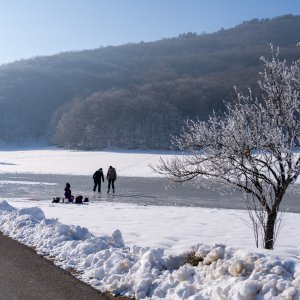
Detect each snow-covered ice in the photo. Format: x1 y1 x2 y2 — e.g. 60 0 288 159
0 148 299 299
0 147 170 177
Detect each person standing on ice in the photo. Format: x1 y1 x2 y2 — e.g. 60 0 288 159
107 166 117 193
93 168 104 193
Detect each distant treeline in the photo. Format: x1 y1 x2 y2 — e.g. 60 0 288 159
0 14 299 149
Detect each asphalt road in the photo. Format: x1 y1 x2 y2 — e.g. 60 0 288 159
0 232 111 300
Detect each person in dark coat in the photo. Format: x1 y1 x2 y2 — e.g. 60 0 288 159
64 182 73 202
93 168 105 193
107 166 117 193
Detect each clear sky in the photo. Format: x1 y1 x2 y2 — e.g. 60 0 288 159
0 0 299 65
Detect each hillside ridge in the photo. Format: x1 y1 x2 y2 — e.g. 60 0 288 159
0 14 299 149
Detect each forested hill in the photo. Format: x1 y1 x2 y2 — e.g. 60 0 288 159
0 14 299 149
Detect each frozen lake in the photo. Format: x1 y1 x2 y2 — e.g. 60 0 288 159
0 173 299 213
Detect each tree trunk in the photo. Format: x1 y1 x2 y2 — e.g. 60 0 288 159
264 211 278 249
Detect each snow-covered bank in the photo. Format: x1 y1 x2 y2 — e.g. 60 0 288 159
7 199 300 256
0 148 172 177
1 200 299 299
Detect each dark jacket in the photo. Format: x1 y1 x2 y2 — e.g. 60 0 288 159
107 167 117 180
64 187 71 199
93 170 104 182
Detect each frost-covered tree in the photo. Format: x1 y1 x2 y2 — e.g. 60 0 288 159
156 46 300 250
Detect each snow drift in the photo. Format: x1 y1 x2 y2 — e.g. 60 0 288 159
0 200 298 299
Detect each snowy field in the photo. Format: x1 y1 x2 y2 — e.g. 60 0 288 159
0 148 299 299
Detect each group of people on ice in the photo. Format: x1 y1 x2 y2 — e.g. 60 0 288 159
54 166 117 204
92 165 117 194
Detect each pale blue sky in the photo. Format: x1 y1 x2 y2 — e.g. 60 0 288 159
0 0 299 65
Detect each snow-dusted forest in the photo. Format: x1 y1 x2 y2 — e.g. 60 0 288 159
0 16 299 149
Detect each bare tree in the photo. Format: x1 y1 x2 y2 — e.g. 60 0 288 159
155 46 300 250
